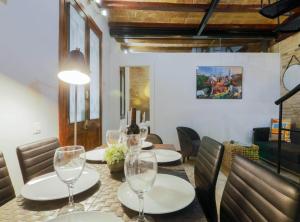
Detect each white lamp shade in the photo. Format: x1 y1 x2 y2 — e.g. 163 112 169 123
58 49 90 85
58 70 90 85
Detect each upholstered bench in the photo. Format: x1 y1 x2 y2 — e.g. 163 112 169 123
253 127 300 175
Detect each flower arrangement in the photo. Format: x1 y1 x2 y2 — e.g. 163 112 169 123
104 144 127 173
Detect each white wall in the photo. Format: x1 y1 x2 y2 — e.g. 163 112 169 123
0 0 59 193
110 50 280 149
0 0 114 194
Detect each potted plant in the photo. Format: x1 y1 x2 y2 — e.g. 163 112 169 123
104 144 128 173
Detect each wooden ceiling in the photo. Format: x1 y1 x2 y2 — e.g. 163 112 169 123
101 0 298 52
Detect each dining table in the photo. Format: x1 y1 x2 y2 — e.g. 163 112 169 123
0 144 207 222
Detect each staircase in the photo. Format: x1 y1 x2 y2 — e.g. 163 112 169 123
275 84 300 173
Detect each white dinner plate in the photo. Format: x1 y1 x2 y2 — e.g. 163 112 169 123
84 148 106 162
142 141 153 149
21 169 100 201
47 212 122 222
153 149 182 163
118 174 195 214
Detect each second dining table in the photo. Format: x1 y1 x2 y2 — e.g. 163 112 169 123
0 144 207 222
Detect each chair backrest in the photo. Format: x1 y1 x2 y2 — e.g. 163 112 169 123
177 127 200 140
177 127 201 157
146 133 163 144
194 136 224 222
0 152 15 206
220 155 300 222
16 138 60 183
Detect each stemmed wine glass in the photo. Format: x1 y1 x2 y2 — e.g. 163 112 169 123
121 134 142 182
54 146 86 215
124 151 157 222
139 124 148 146
119 120 128 144
106 130 121 147
125 134 142 154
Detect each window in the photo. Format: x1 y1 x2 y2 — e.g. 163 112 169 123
89 29 100 120
67 2 102 123
69 4 86 123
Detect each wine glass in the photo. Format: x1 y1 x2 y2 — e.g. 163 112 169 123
54 146 86 215
139 124 148 146
119 120 128 144
124 151 157 222
125 134 142 154
106 130 121 147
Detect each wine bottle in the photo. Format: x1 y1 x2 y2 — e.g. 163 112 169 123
127 108 140 134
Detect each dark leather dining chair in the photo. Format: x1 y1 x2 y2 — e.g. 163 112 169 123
146 133 163 144
194 136 224 222
220 155 300 222
177 127 201 162
16 137 60 183
0 152 15 206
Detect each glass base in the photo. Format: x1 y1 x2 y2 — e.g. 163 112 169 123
132 215 154 222
57 203 85 216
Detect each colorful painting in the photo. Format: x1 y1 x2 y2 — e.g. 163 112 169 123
196 66 243 99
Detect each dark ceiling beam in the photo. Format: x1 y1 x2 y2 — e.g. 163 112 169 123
206 24 277 30
201 29 276 39
116 38 263 45
122 46 194 53
110 26 196 36
121 45 262 53
110 27 276 39
121 42 264 48
109 22 277 30
103 0 262 12
109 22 198 29
275 32 295 42
117 35 275 40
121 45 193 51
109 22 277 37
197 0 220 36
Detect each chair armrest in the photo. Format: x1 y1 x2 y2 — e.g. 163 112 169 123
253 127 270 143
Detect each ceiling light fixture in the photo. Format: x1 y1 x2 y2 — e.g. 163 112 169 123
101 8 108 17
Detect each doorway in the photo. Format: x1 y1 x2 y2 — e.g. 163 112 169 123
120 66 151 126
59 0 102 150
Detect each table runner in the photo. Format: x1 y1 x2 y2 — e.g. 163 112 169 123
0 147 207 222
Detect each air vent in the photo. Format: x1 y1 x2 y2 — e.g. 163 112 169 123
260 0 300 18
275 15 300 32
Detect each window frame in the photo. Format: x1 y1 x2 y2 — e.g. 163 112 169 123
65 1 102 124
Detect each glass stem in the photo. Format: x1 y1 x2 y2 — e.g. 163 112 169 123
68 183 74 207
138 193 145 222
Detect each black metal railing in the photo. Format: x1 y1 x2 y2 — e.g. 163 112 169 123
274 84 300 174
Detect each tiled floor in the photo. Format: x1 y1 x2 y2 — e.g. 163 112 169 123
182 159 227 215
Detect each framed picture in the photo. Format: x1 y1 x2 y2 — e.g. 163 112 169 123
196 66 243 99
